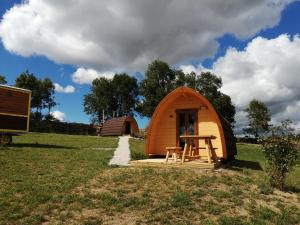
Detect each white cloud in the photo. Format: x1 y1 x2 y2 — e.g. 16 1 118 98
216 34 300 131
179 34 300 132
50 110 66 122
179 64 205 75
214 34 300 107
72 68 114 84
54 83 75 93
0 0 294 72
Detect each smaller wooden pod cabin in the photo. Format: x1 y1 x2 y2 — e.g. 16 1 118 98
146 87 236 161
100 116 139 136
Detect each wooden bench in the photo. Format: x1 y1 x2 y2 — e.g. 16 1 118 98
193 147 218 163
180 135 218 164
165 147 182 162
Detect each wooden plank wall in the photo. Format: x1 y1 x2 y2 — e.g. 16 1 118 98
198 109 222 157
0 87 30 132
149 95 223 157
0 88 29 116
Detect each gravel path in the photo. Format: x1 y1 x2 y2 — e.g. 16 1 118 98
109 136 130 166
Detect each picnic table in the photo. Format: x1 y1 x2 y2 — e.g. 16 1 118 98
179 135 217 164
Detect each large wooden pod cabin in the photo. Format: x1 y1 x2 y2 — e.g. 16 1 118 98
100 116 139 136
146 87 236 161
0 85 31 144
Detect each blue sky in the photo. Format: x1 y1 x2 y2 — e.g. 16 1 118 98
1 0 300 131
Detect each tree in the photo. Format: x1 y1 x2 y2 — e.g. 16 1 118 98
138 60 235 126
260 120 298 190
15 71 43 111
0 75 7 84
213 93 236 125
15 71 57 114
84 77 114 123
41 78 56 113
195 72 222 101
112 73 139 116
176 71 235 126
138 60 176 117
84 74 139 124
244 99 271 138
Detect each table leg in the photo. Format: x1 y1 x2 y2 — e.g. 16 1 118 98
208 139 217 163
181 142 188 163
188 144 192 160
165 150 170 162
205 138 212 164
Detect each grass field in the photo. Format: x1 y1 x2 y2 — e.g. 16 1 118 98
0 134 299 225
129 138 147 160
0 133 118 225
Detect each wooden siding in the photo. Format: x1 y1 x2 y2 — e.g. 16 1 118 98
148 94 223 157
0 88 30 116
146 87 236 160
198 110 222 157
100 116 139 136
0 86 31 132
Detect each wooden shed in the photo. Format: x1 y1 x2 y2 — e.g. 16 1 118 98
0 85 31 144
100 116 139 136
145 87 236 161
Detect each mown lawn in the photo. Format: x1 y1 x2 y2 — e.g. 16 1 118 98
0 135 299 225
233 143 300 190
0 133 118 225
129 138 147 160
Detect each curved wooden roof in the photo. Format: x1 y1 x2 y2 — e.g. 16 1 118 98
100 116 138 136
146 86 236 159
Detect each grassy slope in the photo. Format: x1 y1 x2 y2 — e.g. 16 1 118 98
234 143 300 189
1 135 299 225
128 140 300 189
0 133 118 225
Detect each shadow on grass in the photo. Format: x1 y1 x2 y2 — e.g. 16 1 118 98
226 159 263 171
8 143 75 149
285 185 300 193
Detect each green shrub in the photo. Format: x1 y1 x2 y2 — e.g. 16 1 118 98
260 120 299 190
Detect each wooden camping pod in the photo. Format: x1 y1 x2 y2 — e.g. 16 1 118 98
145 87 236 160
100 116 139 136
0 85 31 133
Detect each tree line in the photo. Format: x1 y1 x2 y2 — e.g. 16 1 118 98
84 60 236 127
1 60 236 127
2 62 298 190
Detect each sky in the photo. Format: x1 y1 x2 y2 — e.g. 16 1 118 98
0 0 300 133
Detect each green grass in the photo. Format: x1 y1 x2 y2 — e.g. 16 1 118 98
129 140 300 189
1 135 300 225
235 143 265 163
129 138 147 160
233 143 300 189
0 133 118 225
45 167 300 225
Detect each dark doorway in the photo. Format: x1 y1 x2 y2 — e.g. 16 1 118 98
176 110 198 148
125 121 131 135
